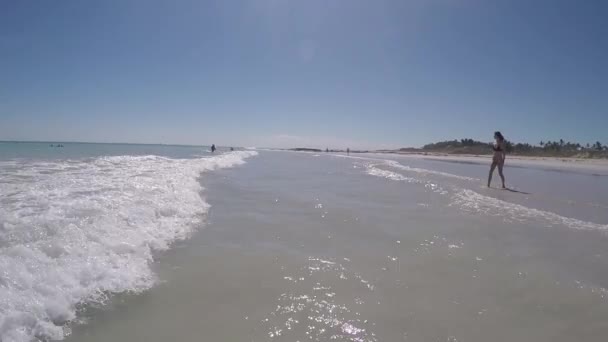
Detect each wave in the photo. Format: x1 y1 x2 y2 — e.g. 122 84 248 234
0 151 257 342
452 189 608 232
366 165 418 183
383 160 480 181
365 163 447 194
363 162 607 232
333 154 479 181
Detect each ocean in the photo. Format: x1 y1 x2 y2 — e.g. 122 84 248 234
1 143 608 341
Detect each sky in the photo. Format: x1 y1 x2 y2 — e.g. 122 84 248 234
1 0 607 149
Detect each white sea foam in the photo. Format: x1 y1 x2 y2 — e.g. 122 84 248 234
452 189 608 232
384 160 479 181
364 161 607 232
0 151 257 342
365 165 417 182
337 154 479 182
365 163 448 195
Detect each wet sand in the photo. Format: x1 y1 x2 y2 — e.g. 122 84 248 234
65 151 608 342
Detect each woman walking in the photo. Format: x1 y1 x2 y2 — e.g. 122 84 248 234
488 131 506 188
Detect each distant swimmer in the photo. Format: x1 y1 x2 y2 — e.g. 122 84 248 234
347 148 350 155
211 144 216 153
488 131 506 188
230 147 234 151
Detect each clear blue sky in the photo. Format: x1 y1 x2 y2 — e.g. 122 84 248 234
1 0 607 148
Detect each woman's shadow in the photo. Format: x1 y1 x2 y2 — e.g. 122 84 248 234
503 187 531 195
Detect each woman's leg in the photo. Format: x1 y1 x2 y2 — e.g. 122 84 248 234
498 162 506 188
488 162 497 187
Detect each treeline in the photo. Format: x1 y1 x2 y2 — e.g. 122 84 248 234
419 138 608 158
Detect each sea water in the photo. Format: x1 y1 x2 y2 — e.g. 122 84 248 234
0 142 257 341
2 146 608 341
70 151 608 342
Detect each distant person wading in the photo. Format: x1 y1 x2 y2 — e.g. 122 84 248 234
488 131 506 188
211 144 216 153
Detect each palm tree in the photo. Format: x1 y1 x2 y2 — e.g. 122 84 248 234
586 143 591 149
559 139 564 147
595 141 603 151
540 141 544 147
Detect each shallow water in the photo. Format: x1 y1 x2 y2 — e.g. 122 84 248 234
2 147 608 341
64 150 608 342
0 143 255 342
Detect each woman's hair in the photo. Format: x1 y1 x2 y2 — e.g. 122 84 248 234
494 131 504 141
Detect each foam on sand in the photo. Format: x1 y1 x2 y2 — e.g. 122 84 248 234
0 151 257 342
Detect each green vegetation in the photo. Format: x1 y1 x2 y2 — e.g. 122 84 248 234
413 138 608 158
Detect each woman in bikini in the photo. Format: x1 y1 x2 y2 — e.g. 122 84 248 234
488 131 506 188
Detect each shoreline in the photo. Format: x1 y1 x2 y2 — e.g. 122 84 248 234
278 147 608 174
367 151 608 174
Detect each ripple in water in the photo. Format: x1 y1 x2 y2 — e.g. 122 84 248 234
257 257 377 342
